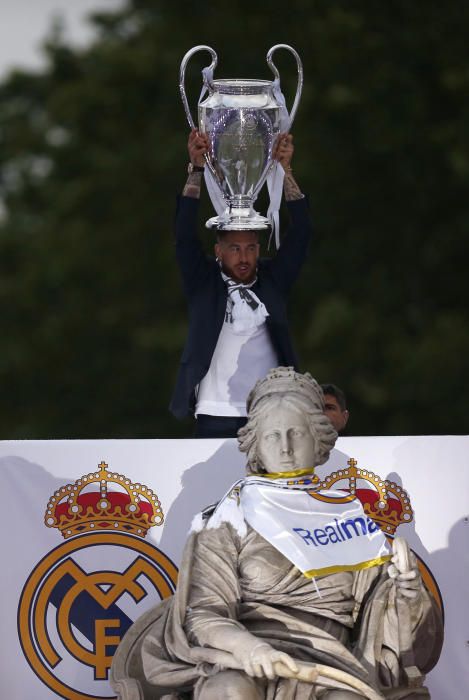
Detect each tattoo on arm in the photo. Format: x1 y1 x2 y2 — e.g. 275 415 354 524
283 170 304 201
183 171 203 198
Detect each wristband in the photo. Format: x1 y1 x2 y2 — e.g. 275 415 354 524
187 163 205 174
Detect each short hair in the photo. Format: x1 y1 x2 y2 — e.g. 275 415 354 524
216 229 260 243
320 383 347 411
238 393 337 474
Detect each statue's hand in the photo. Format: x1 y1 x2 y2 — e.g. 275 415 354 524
388 537 422 600
234 641 298 680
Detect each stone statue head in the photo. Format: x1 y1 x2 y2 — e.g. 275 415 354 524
238 367 338 474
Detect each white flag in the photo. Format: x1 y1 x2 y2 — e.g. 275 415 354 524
241 480 390 577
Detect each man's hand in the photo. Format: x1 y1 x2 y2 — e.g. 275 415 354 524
188 129 209 167
273 133 304 200
273 133 294 171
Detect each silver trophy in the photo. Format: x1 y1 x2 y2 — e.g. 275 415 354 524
179 45 303 230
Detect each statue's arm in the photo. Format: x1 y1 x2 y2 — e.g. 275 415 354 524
384 537 444 675
184 524 297 679
353 538 443 688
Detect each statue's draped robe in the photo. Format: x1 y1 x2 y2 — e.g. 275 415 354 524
142 522 442 699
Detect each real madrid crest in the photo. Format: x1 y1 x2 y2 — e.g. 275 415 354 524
17 462 177 700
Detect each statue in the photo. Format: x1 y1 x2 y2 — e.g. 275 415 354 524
113 368 442 700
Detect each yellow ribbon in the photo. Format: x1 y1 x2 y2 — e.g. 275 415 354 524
303 554 392 578
261 467 318 481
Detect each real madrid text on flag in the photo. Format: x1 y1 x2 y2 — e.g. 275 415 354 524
240 479 391 577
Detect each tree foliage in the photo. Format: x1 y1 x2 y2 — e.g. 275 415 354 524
0 0 468 437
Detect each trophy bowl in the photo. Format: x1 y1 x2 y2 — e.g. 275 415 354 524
180 45 303 230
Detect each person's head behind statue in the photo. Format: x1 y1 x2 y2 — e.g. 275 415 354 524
214 229 260 283
320 382 349 434
238 367 337 475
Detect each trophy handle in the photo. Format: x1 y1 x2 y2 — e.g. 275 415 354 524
179 45 218 130
266 44 303 126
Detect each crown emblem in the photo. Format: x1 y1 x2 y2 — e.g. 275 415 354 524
44 462 164 539
320 458 413 535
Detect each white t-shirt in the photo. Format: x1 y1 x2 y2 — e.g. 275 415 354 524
195 313 278 417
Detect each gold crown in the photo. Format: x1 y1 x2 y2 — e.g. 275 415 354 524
44 462 164 539
320 458 413 535
247 367 324 414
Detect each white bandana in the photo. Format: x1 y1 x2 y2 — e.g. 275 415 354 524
221 272 269 333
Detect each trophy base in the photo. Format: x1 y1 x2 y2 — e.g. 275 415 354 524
206 210 270 231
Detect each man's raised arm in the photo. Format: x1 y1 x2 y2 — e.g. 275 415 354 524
268 134 312 295
275 133 304 203
175 130 211 296
182 129 208 199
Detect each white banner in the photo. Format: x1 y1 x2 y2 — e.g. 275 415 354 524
0 435 467 700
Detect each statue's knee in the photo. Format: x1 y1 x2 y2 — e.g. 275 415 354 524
198 669 263 700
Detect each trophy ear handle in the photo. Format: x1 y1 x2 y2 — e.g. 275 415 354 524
179 45 218 130
266 44 303 127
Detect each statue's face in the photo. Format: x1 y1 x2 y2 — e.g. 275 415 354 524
256 403 317 473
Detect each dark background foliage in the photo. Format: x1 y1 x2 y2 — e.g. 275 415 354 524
0 0 468 438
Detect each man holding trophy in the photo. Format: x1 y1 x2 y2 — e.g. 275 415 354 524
170 128 312 437
170 45 312 438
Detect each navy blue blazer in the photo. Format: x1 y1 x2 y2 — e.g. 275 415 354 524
169 195 313 419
